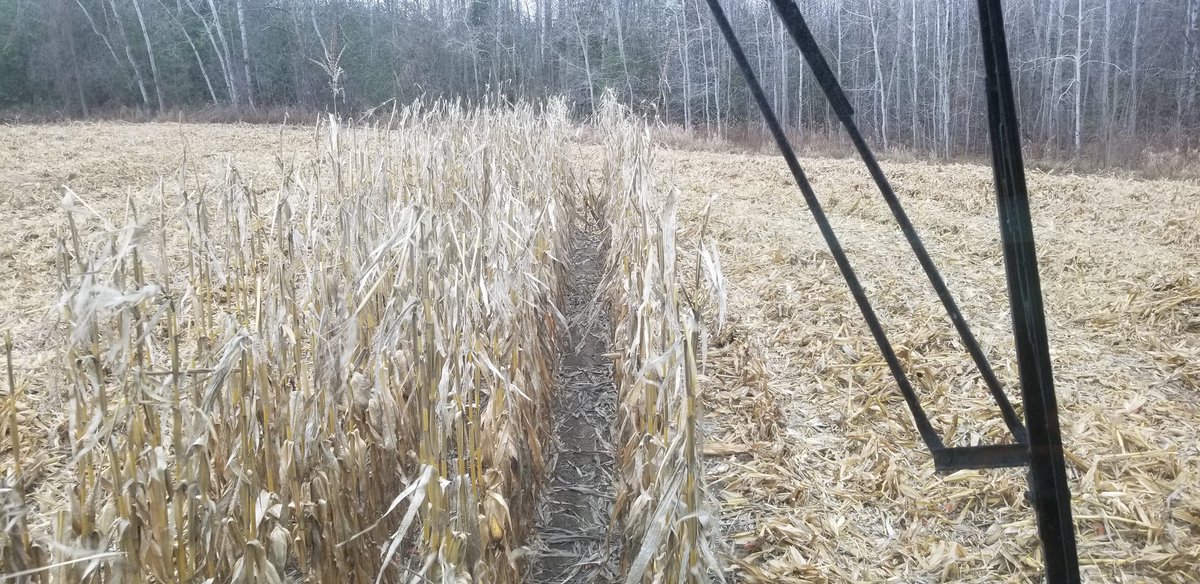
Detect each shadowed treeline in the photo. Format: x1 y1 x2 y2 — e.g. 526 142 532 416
0 1 1197 166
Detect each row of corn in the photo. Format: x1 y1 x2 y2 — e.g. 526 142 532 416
594 98 725 583
3 101 574 583
1 98 726 584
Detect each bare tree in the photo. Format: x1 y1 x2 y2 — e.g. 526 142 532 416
156 0 218 105
131 0 165 112
1074 0 1085 157
186 0 238 105
611 0 634 104
206 0 240 106
676 3 692 130
1100 0 1112 148
1186 0 1200 124
572 5 596 116
5 0 1197 161
74 0 127 82
867 0 888 149
235 0 255 108
1128 0 1141 135
105 0 154 109
910 0 919 149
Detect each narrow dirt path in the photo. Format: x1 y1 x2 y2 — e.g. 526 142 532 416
532 231 619 583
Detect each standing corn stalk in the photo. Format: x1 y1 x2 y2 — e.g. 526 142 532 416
10 100 575 583
594 96 725 584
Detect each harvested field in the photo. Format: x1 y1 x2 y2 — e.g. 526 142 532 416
1 117 1198 583
652 149 1200 582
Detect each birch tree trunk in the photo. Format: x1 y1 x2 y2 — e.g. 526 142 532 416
796 38 804 132
910 0 919 149
780 19 789 129
611 0 634 104
131 0 166 112
869 0 888 149
106 0 153 109
1074 0 1085 157
1128 0 1140 135
572 8 596 116
235 0 255 108
834 3 843 129
63 1 90 116
759 10 771 122
1100 0 1112 147
75 0 127 80
188 0 238 105
156 0 218 105
938 0 952 157
710 18 723 138
207 0 240 107
699 3 711 134
677 5 692 131
1052 0 1067 148
1038 2 1056 144
1185 0 1200 124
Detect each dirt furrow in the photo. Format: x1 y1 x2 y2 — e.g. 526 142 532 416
532 231 619 584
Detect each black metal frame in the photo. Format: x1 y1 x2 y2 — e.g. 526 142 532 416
700 0 1080 581
975 1 1080 580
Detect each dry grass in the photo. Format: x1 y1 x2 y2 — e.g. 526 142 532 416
639 123 1200 182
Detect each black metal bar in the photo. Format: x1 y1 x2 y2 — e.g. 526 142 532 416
769 0 1027 445
700 0 944 453
932 444 1028 471
975 0 1081 581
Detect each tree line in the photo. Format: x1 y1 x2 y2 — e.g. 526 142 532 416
1 0 1198 161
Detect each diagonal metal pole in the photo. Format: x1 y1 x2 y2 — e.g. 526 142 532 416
699 0 945 453
768 0 1027 444
975 1 1080 581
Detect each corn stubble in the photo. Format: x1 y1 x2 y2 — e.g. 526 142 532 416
3 101 581 583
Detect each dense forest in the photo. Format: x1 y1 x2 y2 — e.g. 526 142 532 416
1 0 1198 160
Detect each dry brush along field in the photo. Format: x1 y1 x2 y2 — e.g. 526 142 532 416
0 105 1198 583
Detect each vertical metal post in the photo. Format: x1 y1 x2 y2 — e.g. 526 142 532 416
976 1 1081 582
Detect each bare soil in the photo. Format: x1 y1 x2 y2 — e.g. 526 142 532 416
532 231 620 583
